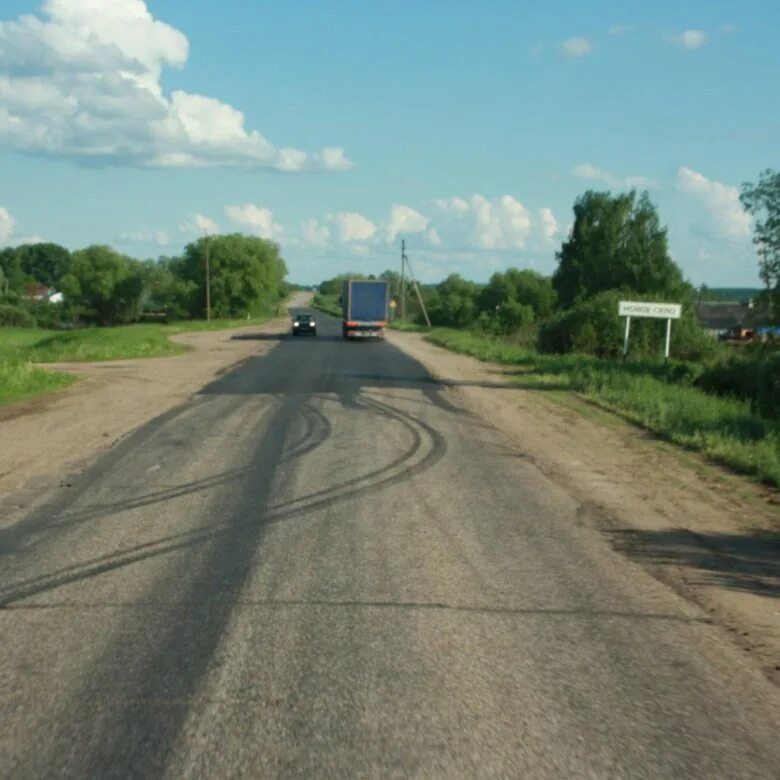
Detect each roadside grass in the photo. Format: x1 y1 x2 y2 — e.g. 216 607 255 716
0 311 280 406
425 329 780 487
0 359 77 406
388 320 429 332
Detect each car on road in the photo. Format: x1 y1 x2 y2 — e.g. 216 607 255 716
292 313 317 336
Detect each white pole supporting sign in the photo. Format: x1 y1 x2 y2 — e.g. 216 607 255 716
618 301 682 359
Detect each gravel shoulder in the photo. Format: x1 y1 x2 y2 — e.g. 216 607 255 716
0 296 309 517
387 330 780 685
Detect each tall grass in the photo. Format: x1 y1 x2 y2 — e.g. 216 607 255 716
425 328 780 487
0 358 77 406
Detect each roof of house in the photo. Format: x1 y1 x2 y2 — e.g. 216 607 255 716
694 301 750 331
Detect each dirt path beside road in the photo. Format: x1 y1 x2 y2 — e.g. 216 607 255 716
388 330 780 685
0 295 309 516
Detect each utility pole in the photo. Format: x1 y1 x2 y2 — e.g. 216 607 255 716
400 239 407 323
204 230 211 322
404 249 432 329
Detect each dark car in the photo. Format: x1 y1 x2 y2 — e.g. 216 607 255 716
292 313 317 336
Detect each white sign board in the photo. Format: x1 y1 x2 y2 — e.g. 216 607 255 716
618 301 681 320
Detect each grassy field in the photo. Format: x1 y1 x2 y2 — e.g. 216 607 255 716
426 329 780 487
0 313 280 406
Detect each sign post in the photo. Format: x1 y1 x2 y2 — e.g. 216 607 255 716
618 301 682 359
623 315 631 360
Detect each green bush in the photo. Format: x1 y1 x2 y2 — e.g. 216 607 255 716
697 349 780 421
538 290 716 361
0 303 35 327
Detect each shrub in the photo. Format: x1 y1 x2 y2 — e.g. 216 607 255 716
0 303 34 327
538 289 716 361
697 349 780 421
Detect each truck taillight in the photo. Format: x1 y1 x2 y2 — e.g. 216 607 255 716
346 320 358 327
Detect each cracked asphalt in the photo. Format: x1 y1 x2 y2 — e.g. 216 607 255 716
1 310 778 778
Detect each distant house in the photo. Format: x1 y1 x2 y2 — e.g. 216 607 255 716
694 301 751 337
22 283 62 303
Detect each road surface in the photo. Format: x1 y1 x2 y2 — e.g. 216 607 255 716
1 310 778 777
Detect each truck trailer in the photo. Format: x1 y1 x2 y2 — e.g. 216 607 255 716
341 279 390 339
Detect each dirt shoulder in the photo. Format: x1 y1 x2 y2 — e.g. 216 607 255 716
0 296 309 512
388 330 780 685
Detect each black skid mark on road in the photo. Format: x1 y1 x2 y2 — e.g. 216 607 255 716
26 393 304 777
279 401 333 464
0 395 447 609
18 392 448 775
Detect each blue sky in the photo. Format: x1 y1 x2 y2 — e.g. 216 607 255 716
0 0 776 286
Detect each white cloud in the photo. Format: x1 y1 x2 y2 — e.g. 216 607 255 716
561 37 592 58
676 166 751 238
314 147 353 172
666 30 708 49
608 24 633 36
225 203 282 239
434 196 469 214
721 24 737 33
425 227 442 247
300 218 330 247
328 211 376 242
179 212 218 236
435 194 532 250
572 162 658 190
350 245 370 257
119 229 169 246
539 207 559 240
0 0 350 171
0 205 16 242
384 204 429 243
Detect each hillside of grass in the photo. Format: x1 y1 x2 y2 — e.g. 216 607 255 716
426 329 780 487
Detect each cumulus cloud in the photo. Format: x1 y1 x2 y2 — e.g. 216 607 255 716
314 147 353 172
118 229 170 246
384 204 430 243
425 227 442 247
179 212 218 236
608 24 633 35
539 207 559 240
676 166 751 238
300 218 330 247
572 162 658 190
561 37 592 58
0 205 16 242
225 204 282 240
328 211 376 242
0 0 351 171
666 30 708 49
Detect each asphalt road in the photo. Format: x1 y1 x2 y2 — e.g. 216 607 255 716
1 309 778 778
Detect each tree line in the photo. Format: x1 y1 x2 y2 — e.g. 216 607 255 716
321 183 778 360
0 234 289 327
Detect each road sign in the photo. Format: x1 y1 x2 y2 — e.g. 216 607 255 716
618 300 682 359
618 301 681 320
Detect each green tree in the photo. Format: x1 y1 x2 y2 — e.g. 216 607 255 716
180 234 288 318
0 247 27 296
61 246 147 325
426 274 480 328
480 269 556 320
553 190 685 309
140 259 197 320
17 243 72 288
741 169 780 320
